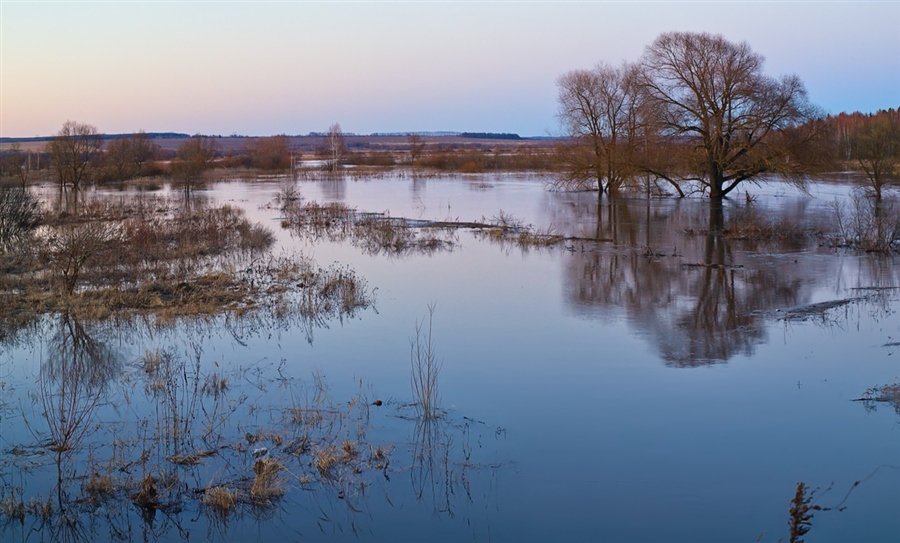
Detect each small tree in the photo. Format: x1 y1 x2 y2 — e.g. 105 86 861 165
849 116 899 202
0 186 41 254
408 134 425 162
324 123 346 173
4 143 31 189
129 130 160 176
172 137 218 194
556 62 644 196
47 121 103 192
247 135 292 170
104 137 138 182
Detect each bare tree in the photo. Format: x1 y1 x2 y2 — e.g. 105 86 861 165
104 137 137 182
130 130 161 176
408 134 426 162
171 136 218 194
556 62 644 195
0 185 40 253
849 116 899 202
47 121 103 192
324 123 346 173
639 32 820 200
247 134 292 170
4 143 31 189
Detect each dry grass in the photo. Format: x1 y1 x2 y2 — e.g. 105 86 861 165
340 441 358 463
280 199 456 257
204 485 239 515
167 450 216 466
85 471 116 497
315 446 338 478
472 211 564 249
0 492 25 523
201 372 229 397
0 195 375 340
132 474 158 509
249 457 285 504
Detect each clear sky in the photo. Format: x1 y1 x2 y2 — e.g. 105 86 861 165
1 1 898 138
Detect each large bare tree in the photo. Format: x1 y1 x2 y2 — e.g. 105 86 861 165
47 121 103 192
639 32 820 200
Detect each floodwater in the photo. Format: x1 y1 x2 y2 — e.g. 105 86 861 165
1 174 898 542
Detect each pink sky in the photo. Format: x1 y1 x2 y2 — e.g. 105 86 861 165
2 1 898 138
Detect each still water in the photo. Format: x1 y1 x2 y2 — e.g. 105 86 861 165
1 174 898 542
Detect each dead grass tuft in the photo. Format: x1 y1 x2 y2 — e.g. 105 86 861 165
132 474 158 509
204 485 239 515
340 440 357 463
201 372 229 397
315 447 338 478
250 457 285 503
85 471 116 497
0 492 25 523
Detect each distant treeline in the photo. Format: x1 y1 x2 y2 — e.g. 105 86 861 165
459 132 521 140
0 132 190 144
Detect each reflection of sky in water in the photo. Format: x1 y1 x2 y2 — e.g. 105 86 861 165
1 175 898 542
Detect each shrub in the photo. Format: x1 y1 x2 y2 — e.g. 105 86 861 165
0 187 40 254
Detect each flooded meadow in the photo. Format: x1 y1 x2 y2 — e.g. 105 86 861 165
1 174 898 542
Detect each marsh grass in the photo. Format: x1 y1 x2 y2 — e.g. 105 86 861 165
84 471 115 498
0 194 374 341
132 474 158 509
280 198 456 257
1 351 495 536
204 485 238 515
249 457 285 504
411 304 442 420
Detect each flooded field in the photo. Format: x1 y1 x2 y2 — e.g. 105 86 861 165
1 174 898 542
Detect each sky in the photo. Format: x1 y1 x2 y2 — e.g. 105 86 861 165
1 1 898 138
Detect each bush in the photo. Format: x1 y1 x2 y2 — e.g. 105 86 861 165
830 193 900 252
0 187 40 254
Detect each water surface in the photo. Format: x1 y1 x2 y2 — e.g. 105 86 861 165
1 174 898 542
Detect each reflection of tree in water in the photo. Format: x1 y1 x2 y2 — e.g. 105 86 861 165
29 310 123 541
318 176 347 201
562 197 820 366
